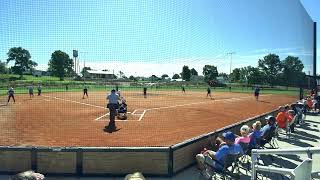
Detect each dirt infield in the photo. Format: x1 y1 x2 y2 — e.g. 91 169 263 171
0 90 297 147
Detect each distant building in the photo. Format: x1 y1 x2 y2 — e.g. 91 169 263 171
87 70 116 79
216 76 227 84
171 78 184 82
32 70 50 77
190 75 204 82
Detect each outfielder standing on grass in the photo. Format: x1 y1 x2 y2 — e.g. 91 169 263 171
83 86 88 99
37 84 42 96
7 87 15 104
106 89 120 130
28 85 34 98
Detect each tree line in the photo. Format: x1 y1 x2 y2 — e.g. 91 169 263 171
174 54 306 87
0 47 308 87
229 54 306 87
1 47 74 81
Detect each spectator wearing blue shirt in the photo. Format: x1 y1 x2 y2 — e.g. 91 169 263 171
260 115 276 146
249 121 262 149
196 131 243 178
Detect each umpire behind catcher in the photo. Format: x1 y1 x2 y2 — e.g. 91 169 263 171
106 89 120 130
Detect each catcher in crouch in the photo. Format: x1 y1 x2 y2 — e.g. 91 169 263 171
117 97 128 120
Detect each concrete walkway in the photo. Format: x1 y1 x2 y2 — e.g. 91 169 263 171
1 114 319 180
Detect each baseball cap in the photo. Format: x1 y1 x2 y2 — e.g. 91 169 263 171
222 131 236 141
288 110 295 114
265 115 276 123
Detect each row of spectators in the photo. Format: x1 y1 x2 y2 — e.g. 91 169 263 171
196 98 311 179
196 115 277 178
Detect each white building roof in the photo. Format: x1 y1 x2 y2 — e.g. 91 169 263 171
87 70 113 75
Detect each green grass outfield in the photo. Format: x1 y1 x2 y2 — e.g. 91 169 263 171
0 74 302 97
0 84 300 97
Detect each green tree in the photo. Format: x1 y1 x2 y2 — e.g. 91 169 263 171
150 75 160 82
229 68 241 82
239 66 264 85
129 75 137 81
118 71 126 79
6 47 37 77
172 74 180 79
161 74 169 80
81 67 92 77
203 65 218 83
0 60 8 74
281 56 305 87
218 72 229 81
258 54 282 86
190 68 198 76
48 50 74 81
181 65 191 81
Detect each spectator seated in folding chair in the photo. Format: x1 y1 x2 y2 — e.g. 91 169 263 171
306 96 313 112
235 125 251 156
312 95 320 113
295 100 306 124
276 106 289 138
248 121 262 150
235 125 251 173
196 131 243 180
260 115 278 148
291 103 303 125
235 125 251 145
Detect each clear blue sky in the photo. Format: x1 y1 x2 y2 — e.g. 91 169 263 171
0 0 317 76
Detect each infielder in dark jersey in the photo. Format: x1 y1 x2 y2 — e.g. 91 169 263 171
254 86 260 101
83 86 88 99
7 87 15 104
182 86 186 94
143 87 147 98
28 85 34 98
206 87 214 100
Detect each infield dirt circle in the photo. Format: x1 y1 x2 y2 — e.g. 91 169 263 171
0 90 297 147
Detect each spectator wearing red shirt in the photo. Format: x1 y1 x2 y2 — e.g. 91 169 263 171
276 106 287 129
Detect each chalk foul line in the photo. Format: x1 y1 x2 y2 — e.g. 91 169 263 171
42 95 106 109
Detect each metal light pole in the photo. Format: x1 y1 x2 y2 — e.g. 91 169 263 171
227 52 236 74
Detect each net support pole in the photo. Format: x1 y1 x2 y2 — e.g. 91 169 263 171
313 22 317 91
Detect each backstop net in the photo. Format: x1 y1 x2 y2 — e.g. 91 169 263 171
0 0 315 148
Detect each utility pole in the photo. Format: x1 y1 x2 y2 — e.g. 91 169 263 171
78 51 88 75
227 52 236 75
73 50 78 75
